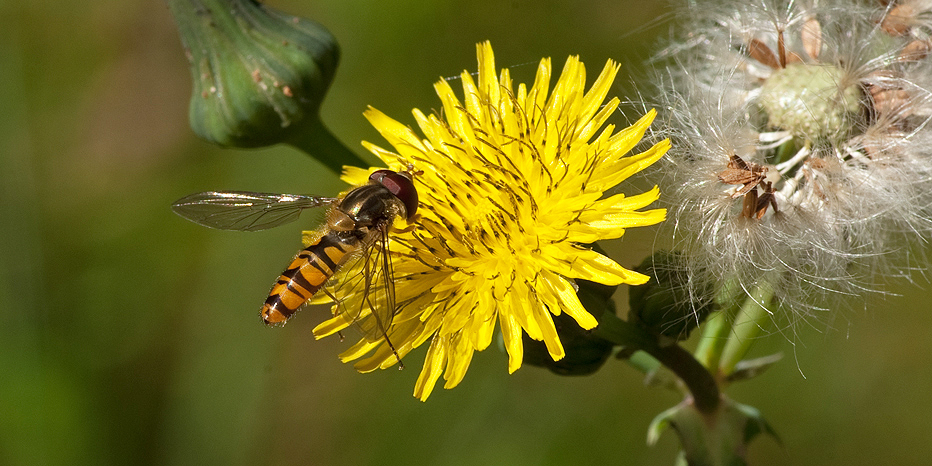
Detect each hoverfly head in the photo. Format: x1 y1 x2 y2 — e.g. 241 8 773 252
370 169 419 221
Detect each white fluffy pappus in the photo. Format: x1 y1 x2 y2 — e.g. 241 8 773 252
647 0 932 328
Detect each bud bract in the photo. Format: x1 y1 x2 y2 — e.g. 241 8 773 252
168 0 339 148
628 251 713 340
522 279 617 376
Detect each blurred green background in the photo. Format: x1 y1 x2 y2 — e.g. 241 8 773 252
3 1 932 465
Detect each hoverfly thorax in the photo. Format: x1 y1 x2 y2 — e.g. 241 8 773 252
337 184 404 230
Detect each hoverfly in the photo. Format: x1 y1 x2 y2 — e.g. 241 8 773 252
171 169 419 364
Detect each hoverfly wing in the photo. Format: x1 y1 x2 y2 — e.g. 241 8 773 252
370 223 398 341
324 223 399 343
171 191 337 231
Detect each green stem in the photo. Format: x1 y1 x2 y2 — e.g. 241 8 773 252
695 279 742 370
286 118 369 174
627 350 662 374
593 310 656 348
652 344 721 413
718 282 774 376
773 137 798 165
693 311 730 370
596 313 720 413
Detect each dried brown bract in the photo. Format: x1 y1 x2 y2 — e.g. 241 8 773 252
900 39 932 61
745 18 819 70
718 154 769 197
718 155 778 219
881 3 916 36
742 181 779 219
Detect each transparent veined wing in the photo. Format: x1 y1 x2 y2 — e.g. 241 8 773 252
314 224 405 358
353 224 399 343
326 227 396 338
171 191 338 231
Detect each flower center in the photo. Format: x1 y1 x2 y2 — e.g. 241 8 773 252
759 63 862 139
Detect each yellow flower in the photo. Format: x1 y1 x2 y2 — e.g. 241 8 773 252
313 41 669 400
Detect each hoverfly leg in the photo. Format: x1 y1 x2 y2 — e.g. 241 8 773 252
320 286 347 342
385 335 404 370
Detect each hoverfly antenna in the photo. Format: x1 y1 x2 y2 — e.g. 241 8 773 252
404 163 423 178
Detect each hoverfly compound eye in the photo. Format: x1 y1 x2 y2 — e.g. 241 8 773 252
370 169 419 220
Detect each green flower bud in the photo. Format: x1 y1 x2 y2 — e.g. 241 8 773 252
168 0 340 149
522 279 617 376
628 251 713 341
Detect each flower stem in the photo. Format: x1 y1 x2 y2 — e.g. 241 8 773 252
693 310 730 370
652 344 721 413
286 118 369 173
596 313 720 413
718 282 774 376
695 279 742 370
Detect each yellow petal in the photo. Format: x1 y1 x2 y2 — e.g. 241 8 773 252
499 310 524 374
414 334 447 401
543 270 598 329
442 334 475 389
530 303 565 361
312 313 352 338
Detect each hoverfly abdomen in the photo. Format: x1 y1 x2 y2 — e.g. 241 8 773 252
260 234 360 326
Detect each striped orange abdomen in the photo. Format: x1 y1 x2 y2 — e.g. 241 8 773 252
260 234 359 325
